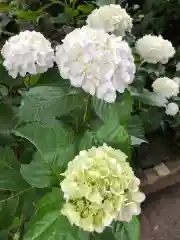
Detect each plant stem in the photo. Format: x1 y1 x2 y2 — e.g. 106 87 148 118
19 220 24 240
83 96 90 124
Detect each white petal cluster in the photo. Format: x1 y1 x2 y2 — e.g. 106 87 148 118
165 102 179 116
173 77 180 86
60 144 145 232
136 35 175 64
1 30 54 78
86 4 132 36
152 77 179 98
55 26 135 103
117 177 145 222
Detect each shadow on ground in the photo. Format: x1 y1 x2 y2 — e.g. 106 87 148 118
141 183 180 240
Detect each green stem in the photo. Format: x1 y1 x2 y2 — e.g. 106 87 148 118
19 220 24 240
83 96 90 124
72 0 76 9
71 0 77 25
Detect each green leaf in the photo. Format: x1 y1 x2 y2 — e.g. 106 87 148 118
20 151 55 188
15 10 41 23
0 3 14 12
24 74 40 87
0 64 22 87
95 123 131 155
0 147 29 191
127 115 147 146
131 136 147 146
14 122 75 165
0 198 18 230
77 4 95 13
24 188 89 240
91 227 115 240
113 217 140 240
18 85 86 123
38 68 64 85
140 107 164 132
130 87 167 107
0 103 17 134
0 230 9 240
79 131 94 151
96 0 116 6
55 12 72 24
17 122 76 188
0 84 8 98
0 146 19 170
93 91 132 124
140 90 168 107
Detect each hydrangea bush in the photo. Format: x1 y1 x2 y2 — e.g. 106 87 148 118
0 0 179 239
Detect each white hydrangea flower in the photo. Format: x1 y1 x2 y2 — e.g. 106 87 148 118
136 35 175 64
173 77 180 86
133 4 140 10
55 26 135 103
1 30 54 78
86 4 132 36
165 102 179 116
60 144 145 232
152 77 179 98
117 177 145 222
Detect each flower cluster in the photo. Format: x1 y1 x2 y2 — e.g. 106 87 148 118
152 77 179 116
1 31 54 78
173 77 180 86
136 35 175 64
86 4 132 36
55 26 135 103
60 144 145 232
152 77 179 98
165 102 179 116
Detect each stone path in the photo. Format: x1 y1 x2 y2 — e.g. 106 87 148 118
141 183 180 240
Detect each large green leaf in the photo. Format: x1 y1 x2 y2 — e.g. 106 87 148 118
91 227 115 240
24 188 89 240
130 87 168 107
0 64 22 87
20 151 55 188
0 147 29 191
79 131 94 151
93 91 132 125
18 85 86 123
140 107 164 132
0 230 9 240
14 122 75 165
0 198 18 231
38 67 65 85
95 123 131 156
127 115 147 146
0 103 17 134
113 217 140 240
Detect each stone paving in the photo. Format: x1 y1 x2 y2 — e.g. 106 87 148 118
141 183 180 240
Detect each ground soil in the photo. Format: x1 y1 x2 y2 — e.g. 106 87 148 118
141 183 180 240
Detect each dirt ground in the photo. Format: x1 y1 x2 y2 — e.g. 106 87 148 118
141 183 180 240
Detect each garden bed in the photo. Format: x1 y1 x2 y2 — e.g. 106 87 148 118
137 129 180 194
139 158 180 194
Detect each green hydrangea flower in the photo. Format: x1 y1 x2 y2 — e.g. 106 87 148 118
60 144 145 232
